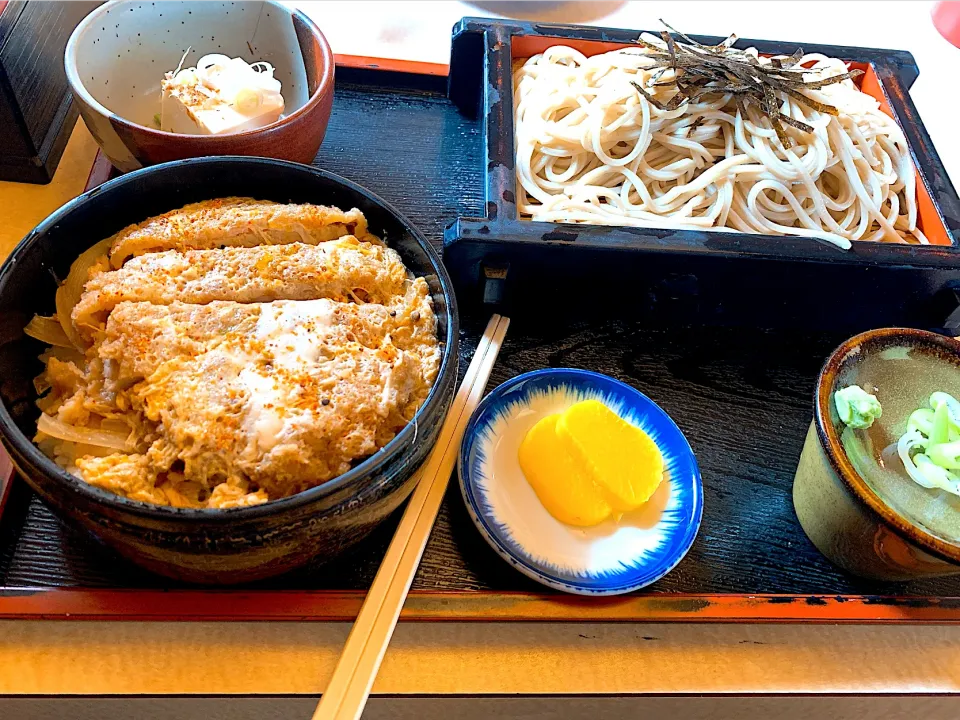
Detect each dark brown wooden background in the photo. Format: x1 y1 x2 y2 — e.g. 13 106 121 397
0 1 100 183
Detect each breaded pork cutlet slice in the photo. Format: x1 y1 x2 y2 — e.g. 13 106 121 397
54 274 440 430
72 238 409 342
99 293 440 394
86 297 439 502
107 197 377 268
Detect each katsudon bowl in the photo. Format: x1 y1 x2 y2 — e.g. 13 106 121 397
0 157 459 584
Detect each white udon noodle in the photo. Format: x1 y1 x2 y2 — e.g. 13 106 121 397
514 38 925 249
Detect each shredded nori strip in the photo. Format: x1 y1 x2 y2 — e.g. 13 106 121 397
798 70 864 90
778 114 816 133
784 47 805 68
630 80 679 111
626 21 864 146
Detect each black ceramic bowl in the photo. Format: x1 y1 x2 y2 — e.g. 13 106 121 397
0 157 459 584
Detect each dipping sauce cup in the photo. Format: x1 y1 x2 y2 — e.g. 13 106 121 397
794 328 960 581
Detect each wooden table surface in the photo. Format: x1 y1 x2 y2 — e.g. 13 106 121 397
4 2 960 711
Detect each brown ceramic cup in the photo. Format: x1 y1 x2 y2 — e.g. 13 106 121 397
793 328 960 580
65 0 334 171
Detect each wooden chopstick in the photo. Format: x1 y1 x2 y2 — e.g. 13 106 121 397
313 314 502 711
314 315 502 706
335 316 510 714
313 314 510 720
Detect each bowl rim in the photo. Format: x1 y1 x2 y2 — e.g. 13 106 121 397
457 367 704 595
815 327 960 563
0 155 459 522
64 0 334 140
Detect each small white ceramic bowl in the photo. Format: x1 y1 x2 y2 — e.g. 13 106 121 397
65 0 334 171
459 369 703 596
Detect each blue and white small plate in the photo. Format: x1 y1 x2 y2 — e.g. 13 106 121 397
458 369 703 596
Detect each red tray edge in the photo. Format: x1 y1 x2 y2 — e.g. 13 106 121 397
1 585 959 624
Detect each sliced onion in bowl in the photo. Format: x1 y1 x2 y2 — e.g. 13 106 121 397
55 238 113 349
36 412 133 452
24 315 73 347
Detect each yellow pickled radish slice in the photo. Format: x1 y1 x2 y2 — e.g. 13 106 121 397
556 399 664 512
518 414 614 527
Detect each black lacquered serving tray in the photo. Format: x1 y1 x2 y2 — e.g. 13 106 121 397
2 59 959 623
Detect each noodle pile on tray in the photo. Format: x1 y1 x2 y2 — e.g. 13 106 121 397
513 27 924 248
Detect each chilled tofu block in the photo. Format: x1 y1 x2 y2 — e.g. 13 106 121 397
160 86 283 135
159 53 285 135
